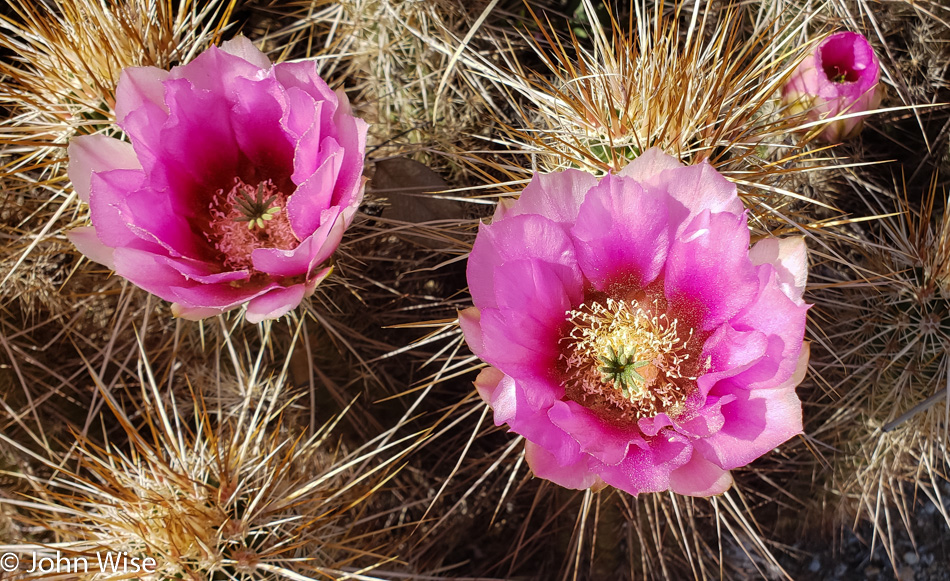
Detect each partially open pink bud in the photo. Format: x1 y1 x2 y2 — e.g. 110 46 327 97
782 31 882 143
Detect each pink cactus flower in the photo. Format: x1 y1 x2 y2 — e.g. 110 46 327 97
782 31 882 143
67 36 367 322
459 149 810 496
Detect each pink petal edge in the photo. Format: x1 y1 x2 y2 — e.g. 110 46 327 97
524 440 602 490
115 66 170 127
68 135 142 203
749 237 808 303
219 35 272 70
66 226 116 269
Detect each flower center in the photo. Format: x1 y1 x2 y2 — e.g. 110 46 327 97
560 297 706 424
205 178 298 271
824 63 859 84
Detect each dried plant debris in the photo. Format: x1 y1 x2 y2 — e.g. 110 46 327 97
0 338 418 581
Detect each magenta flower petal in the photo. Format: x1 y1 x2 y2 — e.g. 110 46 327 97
119 104 171 175
593 432 692 494
279 87 318 144
110 248 265 307
571 174 671 291
725 266 810 389
670 393 735 438
160 255 250 285
219 35 272 70
122 184 212 259
65 226 115 269
497 387 581 466
470 260 584 379
67 135 141 203
471 260 580 377
166 44 265 94
251 207 346 277
278 85 366 232
473 367 507 414
229 76 295 183
168 280 278 313
635 412 676 437
547 400 636 465
273 64 368 203
156 78 241 196
656 161 745 224
115 66 169 122
749 237 808 304
782 31 882 142
524 441 602 490
458 307 485 361
664 210 760 331
467 213 583 311
476 369 529 427
171 303 231 321
475 370 564 449
503 169 599 225
692 346 808 470
110 247 245 306
668 450 733 496
475 306 564 380
461 149 810 497
623 152 745 233
87 169 150 249
286 139 344 237
698 324 770 394
616 147 683 182
283 90 327 184
114 66 170 147
68 37 367 321
328 95 369 211
273 60 339 105
245 283 311 324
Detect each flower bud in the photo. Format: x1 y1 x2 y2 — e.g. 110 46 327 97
782 31 882 143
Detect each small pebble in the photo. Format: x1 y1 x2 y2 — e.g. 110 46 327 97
864 565 881 579
897 565 915 581
835 563 848 578
904 551 919 566
809 557 821 573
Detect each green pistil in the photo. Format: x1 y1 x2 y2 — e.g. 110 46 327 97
233 183 281 230
598 346 651 398
829 65 852 84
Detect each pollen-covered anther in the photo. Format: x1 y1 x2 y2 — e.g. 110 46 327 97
561 298 705 421
205 177 299 271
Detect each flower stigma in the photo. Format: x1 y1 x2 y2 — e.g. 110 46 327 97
560 297 707 423
234 182 282 230
598 345 651 397
206 178 298 271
